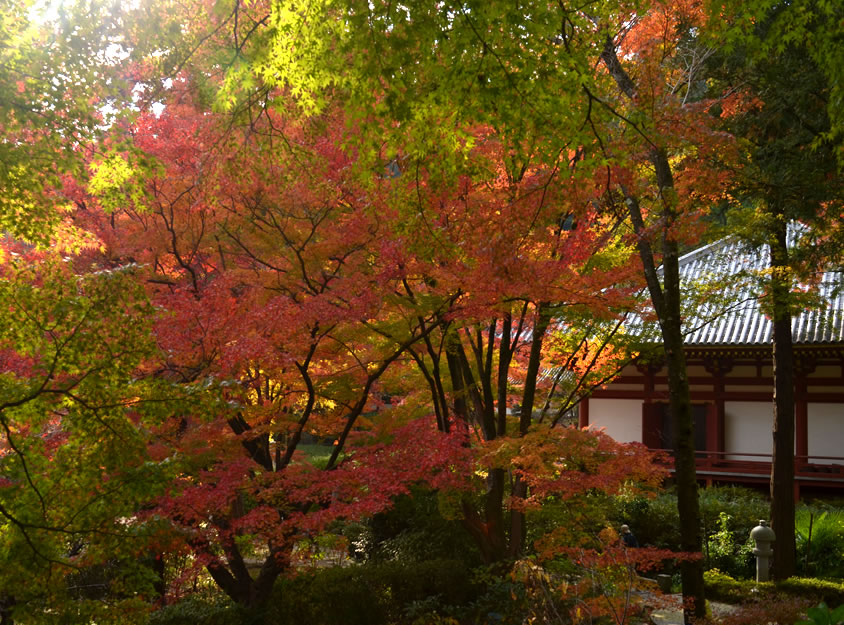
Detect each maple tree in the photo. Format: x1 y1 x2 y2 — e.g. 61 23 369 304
0 256 172 622
208 0 741 619
66 73 671 611
365 136 663 565
66 89 472 607
4 0 804 619
0 2 184 621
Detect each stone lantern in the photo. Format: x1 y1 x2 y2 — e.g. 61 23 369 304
751 520 776 582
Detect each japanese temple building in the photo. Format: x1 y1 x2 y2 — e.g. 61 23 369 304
582 235 844 497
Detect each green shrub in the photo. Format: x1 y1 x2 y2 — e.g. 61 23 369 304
343 487 481 566
698 486 769 530
704 569 764 603
796 602 844 625
797 508 844 579
270 559 477 625
613 486 768 578
146 597 244 625
705 511 755 579
699 487 768 575
704 570 844 607
778 579 844 608
274 566 386 625
612 491 681 549
460 573 528 625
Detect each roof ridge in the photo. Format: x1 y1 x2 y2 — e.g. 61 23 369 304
677 236 735 266
678 222 812 268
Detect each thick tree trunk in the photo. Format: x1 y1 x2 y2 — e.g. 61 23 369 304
461 468 508 564
661 239 707 623
0 594 14 625
663 324 706 620
195 525 286 609
770 220 797 579
207 554 284 608
152 551 166 600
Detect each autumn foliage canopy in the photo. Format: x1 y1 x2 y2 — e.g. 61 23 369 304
5 0 838 619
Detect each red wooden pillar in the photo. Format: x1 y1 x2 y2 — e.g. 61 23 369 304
793 358 814 501
704 357 730 462
579 397 589 429
705 403 724 461
795 378 808 465
642 402 662 449
638 363 660 448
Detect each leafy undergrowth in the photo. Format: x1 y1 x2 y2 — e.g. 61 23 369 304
705 570 844 625
705 569 844 607
717 598 816 625
797 507 844 579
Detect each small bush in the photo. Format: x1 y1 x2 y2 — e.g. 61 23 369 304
796 602 844 625
718 597 814 625
704 569 763 603
147 597 243 625
797 508 844 579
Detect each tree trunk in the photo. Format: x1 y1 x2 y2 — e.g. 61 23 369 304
0 595 14 625
461 468 508 564
597 40 706 617
664 328 706 621
196 530 286 609
660 238 707 623
508 303 550 558
770 219 797 579
619 164 707 623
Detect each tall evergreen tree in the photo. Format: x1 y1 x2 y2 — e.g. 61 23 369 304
707 4 844 578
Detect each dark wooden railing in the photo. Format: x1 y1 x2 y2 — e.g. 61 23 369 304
651 449 844 491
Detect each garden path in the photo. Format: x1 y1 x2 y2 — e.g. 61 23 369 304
648 593 738 624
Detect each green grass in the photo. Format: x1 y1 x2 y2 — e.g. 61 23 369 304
296 443 336 469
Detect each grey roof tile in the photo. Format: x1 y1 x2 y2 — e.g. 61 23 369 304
676 236 843 346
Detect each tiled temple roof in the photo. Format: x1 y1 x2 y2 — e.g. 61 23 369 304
675 235 843 346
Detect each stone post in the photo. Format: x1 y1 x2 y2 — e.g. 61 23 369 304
751 520 776 582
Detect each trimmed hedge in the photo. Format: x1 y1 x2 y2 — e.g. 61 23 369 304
147 559 520 625
705 570 844 607
147 597 245 625
269 558 476 625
